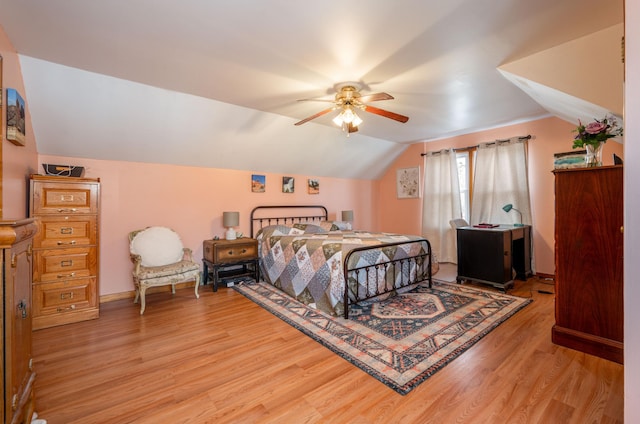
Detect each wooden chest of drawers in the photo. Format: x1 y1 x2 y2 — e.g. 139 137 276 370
30 175 100 329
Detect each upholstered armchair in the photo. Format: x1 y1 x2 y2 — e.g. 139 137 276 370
129 227 200 314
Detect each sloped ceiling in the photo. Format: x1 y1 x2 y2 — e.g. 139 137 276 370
0 0 624 179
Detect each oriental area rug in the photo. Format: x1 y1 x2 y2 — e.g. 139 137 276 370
234 280 531 395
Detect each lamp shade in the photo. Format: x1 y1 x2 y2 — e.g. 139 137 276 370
502 204 513 213
341 210 354 221
223 211 239 227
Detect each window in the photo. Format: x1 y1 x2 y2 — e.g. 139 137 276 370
456 151 470 222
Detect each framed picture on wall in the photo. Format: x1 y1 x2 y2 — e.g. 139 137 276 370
0 55 3 143
282 176 294 193
6 88 26 146
251 174 266 192
308 179 319 194
396 166 420 199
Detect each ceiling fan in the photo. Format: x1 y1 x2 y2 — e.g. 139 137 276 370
294 83 409 134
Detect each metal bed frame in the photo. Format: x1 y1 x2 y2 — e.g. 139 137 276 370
250 205 432 319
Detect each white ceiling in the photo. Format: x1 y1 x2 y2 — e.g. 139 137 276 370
0 0 624 179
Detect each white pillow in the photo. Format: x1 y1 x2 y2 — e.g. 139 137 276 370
130 227 184 267
332 221 352 231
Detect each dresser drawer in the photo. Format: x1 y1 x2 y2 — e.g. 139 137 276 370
33 278 97 316
33 247 97 282
35 215 97 248
30 179 99 215
204 239 258 263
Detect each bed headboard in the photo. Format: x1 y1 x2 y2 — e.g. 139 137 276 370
250 205 329 238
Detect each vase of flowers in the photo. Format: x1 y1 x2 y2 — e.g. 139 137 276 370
572 115 623 167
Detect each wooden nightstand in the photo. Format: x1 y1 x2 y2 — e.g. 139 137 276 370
202 238 259 291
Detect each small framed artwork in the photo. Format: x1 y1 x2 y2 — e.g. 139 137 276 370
0 55 3 142
308 179 319 194
251 174 266 193
554 150 586 169
282 176 294 193
396 166 420 199
6 88 26 146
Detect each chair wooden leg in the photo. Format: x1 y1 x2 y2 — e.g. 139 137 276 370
139 285 147 315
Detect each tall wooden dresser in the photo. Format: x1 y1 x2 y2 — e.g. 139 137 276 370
29 175 100 330
1 218 38 424
552 165 623 363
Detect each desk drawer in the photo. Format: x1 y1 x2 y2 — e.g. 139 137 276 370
35 215 97 248
34 247 97 282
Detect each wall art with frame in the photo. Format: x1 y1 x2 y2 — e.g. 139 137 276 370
0 55 3 143
396 166 420 199
251 174 266 192
6 88 26 146
282 176 294 193
307 178 319 194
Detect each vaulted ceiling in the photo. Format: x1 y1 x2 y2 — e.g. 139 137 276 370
0 0 624 179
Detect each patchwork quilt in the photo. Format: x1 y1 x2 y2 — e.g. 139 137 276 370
256 223 431 316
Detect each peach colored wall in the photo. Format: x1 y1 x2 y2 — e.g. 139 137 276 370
0 25 39 219
375 116 623 275
38 154 375 296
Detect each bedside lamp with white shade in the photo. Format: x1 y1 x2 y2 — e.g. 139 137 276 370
223 211 240 240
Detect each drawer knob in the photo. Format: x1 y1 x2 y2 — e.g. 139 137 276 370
241 249 247 253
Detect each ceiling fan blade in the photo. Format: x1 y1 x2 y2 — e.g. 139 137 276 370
358 92 394 103
294 108 334 126
363 105 409 123
347 122 359 133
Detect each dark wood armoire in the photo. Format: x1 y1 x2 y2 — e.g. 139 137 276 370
552 165 623 363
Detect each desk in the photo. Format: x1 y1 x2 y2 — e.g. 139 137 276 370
456 225 532 290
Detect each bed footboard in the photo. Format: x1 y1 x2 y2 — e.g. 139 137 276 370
342 238 432 319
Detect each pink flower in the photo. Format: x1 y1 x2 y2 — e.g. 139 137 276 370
585 121 607 134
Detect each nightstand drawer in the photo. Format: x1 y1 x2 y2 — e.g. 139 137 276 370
204 239 258 263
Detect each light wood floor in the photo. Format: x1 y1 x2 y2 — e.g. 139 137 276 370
32 278 623 424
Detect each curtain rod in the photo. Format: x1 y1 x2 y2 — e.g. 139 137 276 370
420 134 531 156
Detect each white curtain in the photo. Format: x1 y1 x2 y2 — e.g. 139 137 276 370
470 137 532 226
421 149 462 263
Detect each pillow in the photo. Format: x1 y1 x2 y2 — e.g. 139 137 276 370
130 227 184 267
294 221 339 232
291 223 331 234
331 221 352 231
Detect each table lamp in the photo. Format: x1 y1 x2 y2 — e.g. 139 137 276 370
223 211 240 240
502 204 524 227
341 210 354 222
